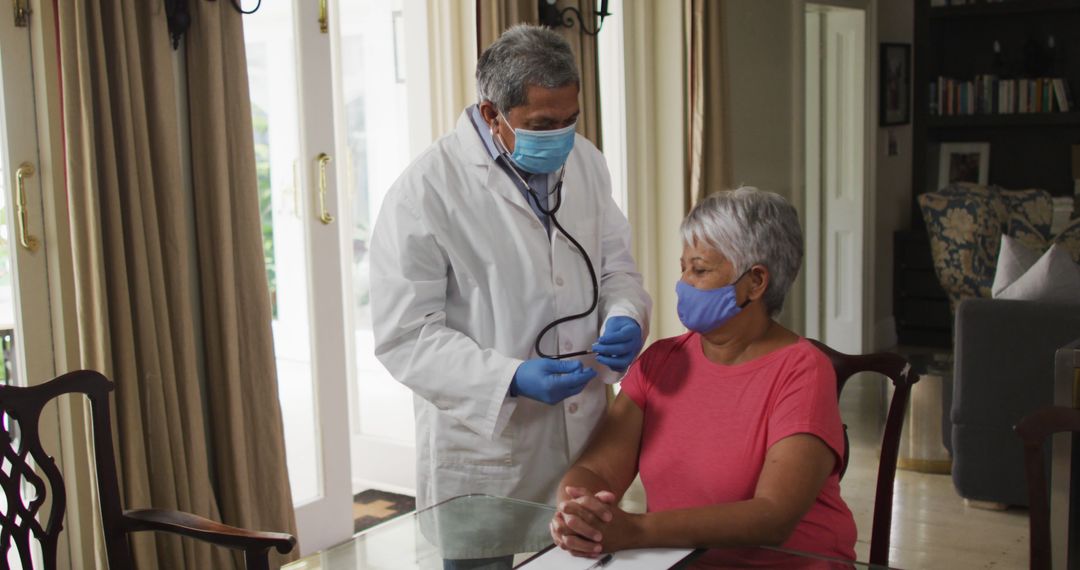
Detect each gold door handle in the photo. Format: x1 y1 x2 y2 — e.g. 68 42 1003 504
15 163 39 252
317 153 334 225
319 0 328 33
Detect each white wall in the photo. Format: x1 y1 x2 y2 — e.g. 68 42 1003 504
722 0 909 348
721 0 803 330
873 0 914 350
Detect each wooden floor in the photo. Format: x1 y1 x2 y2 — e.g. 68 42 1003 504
838 377 1029 569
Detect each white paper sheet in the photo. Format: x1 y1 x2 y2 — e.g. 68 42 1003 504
519 545 695 570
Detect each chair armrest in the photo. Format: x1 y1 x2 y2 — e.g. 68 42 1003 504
123 509 296 555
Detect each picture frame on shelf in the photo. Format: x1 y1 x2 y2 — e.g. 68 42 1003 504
880 43 911 126
937 142 991 190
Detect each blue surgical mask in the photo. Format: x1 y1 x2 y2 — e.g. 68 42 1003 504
496 114 576 174
675 270 752 334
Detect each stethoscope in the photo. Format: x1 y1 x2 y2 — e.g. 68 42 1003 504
495 154 599 360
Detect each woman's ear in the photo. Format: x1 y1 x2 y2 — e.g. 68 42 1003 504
747 265 770 301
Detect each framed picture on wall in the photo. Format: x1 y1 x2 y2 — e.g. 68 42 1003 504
937 142 990 189
879 43 911 126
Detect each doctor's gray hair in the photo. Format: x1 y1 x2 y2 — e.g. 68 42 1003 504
476 24 579 112
681 187 804 316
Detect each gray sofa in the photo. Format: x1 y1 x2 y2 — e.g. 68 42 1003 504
949 298 1080 506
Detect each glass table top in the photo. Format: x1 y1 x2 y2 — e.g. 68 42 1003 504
284 494 894 569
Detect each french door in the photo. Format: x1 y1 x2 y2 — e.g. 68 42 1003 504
0 3 59 567
243 0 427 554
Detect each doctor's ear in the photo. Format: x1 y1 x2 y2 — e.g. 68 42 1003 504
478 101 500 128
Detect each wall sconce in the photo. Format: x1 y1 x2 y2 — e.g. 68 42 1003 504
538 0 611 36
165 0 263 49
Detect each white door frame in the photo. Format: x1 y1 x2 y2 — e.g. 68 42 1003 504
0 2 65 566
801 0 877 353
291 0 354 554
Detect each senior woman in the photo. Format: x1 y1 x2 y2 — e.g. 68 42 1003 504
550 187 857 566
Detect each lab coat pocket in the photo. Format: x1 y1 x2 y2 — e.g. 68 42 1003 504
437 412 515 468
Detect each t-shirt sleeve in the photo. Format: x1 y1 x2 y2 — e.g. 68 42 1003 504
618 350 650 411
766 346 846 473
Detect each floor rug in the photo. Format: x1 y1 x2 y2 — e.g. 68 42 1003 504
353 489 416 533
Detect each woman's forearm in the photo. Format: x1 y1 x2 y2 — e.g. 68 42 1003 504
557 465 615 503
635 497 797 550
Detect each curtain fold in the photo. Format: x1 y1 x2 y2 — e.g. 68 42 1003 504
686 0 730 206
57 0 296 567
185 1 299 567
57 0 231 567
554 0 603 148
476 0 536 55
475 0 603 148
428 0 479 137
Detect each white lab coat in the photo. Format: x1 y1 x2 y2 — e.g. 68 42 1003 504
370 111 651 509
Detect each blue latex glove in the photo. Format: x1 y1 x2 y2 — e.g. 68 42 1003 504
511 359 598 405
591 317 644 373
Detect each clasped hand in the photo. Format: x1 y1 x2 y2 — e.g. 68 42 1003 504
550 487 640 557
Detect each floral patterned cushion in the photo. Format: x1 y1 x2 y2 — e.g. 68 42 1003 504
1007 215 1049 254
996 186 1054 241
1056 217 1080 264
1011 214 1080 264
918 192 1002 307
937 183 1054 239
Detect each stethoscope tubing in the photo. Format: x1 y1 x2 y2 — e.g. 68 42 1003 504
497 156 600 360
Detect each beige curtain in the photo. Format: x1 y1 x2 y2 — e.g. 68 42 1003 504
57 0 232 567
57 0 295 567
185 1 298 566
428 0 479 136
686 0 730 206
554 0 603 148
476 0 603 148
476 0 536 55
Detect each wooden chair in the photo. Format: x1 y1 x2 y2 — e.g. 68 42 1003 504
808 340 916 567
0 370 295 569
1014 405 1080 570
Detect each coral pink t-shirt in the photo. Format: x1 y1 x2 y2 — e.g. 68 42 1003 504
620 333 857 565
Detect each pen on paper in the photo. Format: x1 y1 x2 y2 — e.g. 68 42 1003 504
587 553 613 569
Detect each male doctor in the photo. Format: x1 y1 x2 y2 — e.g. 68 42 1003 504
370 24 652 510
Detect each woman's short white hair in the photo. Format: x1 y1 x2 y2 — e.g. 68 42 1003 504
680 186 804 316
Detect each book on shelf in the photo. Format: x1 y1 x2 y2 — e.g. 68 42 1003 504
929 75 1074 117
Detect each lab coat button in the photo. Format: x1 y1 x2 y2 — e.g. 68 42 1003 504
568 402 579 414
504 458 513 465
555 276 564 287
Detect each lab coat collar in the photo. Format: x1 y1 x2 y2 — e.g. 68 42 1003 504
455 109 497 167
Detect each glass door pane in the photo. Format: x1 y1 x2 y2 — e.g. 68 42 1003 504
244 0 321 506
246 0 354 554
334 0 418 493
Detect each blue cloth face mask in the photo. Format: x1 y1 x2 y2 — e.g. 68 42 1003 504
675 270 752 334
496 114 576 174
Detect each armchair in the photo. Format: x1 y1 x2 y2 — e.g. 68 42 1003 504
949 298 1080 506
0 370 295 569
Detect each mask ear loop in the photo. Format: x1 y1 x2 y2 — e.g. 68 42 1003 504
733 267 756 309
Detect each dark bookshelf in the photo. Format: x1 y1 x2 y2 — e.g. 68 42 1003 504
914 0 1080 200
930 0 1080 19
899 0 1080 349
926 111 1080 127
